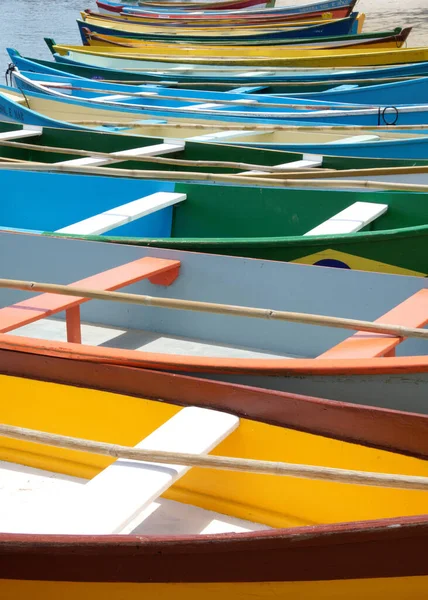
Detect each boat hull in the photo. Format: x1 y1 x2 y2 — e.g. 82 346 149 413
78 13 359 43
1 231 428 414
1 366 428 597
2 573 428 599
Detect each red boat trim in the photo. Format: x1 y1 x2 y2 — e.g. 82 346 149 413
0 516 428 583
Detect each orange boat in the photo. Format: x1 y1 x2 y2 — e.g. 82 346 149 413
0 231 427 414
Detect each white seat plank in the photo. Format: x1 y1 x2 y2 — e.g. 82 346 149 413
328 135 380 145
304 201 388 236
55 141 185 167
238 71 276 76
241 153 323 175
56 191 186 235
2 407 239 535
190 130 270 142
0 126 42 140
70 407 239 534
94 91 158 102
190 102 223 110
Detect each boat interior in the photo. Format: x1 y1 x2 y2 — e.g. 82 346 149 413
0 232 427 361
2 373 428 536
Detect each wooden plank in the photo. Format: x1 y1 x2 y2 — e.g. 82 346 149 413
241 153 323 175
326 135 380 145
56 192 186 235
319 289 428 359
189 130 266 142
0 257 181 335
304 201 388 236
55 141 185 168
70 406 240 534
0 127 42 141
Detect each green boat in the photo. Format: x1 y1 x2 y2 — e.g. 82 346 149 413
3 164 428 277
3 122 428 179
79 183 428 277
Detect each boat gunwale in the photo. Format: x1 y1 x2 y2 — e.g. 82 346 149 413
1 333 428 375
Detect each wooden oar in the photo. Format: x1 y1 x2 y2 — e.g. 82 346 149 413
0 138 328 173
0 423 426 490
0 156 27 163
0 161 428 192
0 277 427 339
62 119 428 133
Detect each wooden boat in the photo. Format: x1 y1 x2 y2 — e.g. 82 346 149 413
12 70 345 113
135 0 272 8
80 8 365 36
78 27 413 52
10 76 428 129
4 86 428 159
1 231 428 410
77 14 363 44
3 350 428 461
16 64 428 110
1 372 428 598
49 41 428 70
13 48 428 95
2 168 428 276
2 120 428 184
97 0 273 12
81 9 364 34
97 0 358 24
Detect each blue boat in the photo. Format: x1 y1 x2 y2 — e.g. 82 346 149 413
12 70 355 112
1 84 428 159
9 73 428 128
13 68 428 113
10 48 428 96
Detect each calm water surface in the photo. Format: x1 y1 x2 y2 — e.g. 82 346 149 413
0 0 428 74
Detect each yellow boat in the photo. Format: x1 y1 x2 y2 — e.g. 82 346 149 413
52 41 428 68
81 29 411 53
1 371 428 599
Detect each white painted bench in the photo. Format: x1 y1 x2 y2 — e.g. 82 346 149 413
55 140 185 168
189 130 271 142
75 406 239 535
192 99 258 111
304 201 388 236
328 134 381 145
241 153 323 175
238 71 276 77
93 91 159 102
2 407 239 535
0 126 42 140
191 102 224 110
56 191 186 235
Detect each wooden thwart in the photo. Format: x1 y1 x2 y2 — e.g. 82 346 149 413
0 127 42 141
56 191 186 236
304 201 388 236
55 141 185 168
0 138 312 174
63 407 239 534
0 257 180 343
320 288 428 359
0 277 427 340
0 422 427 491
